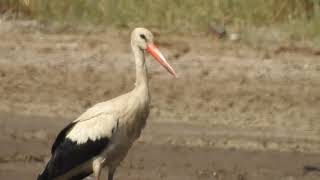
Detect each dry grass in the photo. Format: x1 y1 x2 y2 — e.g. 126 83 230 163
1 0 320 46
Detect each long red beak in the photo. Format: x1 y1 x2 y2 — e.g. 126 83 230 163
146 43 177 77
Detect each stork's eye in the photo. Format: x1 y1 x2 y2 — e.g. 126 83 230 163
140 34 147 41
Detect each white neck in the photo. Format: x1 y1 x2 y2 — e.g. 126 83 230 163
132 44 149 92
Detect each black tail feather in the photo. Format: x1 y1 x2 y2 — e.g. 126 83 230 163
37 160 51 180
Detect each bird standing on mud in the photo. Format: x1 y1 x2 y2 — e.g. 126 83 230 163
38 28 177 180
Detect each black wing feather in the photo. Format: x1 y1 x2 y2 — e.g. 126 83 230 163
38 121 109 180
51 122 76 154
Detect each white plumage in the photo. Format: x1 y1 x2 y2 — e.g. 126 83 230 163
38 28 177 180
67 113 116 144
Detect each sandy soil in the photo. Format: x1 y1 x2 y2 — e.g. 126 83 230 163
0 20 319 179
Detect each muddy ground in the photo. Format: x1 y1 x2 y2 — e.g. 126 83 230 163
0 20 319 179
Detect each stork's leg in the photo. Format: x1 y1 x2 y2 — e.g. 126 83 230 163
108 167 116 180
97 173 101 180
93 166 101 180
93 159 103 180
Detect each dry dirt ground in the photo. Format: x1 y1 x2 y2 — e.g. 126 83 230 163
0 20 320 179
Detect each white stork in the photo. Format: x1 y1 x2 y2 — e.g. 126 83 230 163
37 28 177 180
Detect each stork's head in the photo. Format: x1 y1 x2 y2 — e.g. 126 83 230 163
131 27 177 77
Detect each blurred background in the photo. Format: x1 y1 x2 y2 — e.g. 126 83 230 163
1 0 320 44
0 1 320 180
